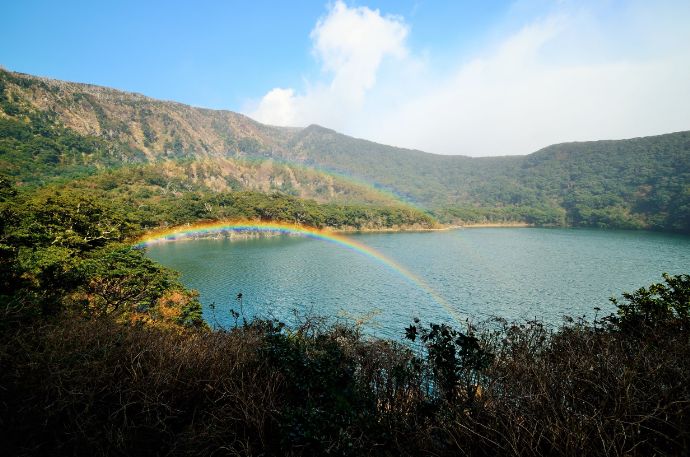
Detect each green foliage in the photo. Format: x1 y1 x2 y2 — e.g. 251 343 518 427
0 175 21 296
74 245 177 317
406 320 494 402
176 294 204 328
0 105 141 186
52 164 437 230
609 273 690 333
6 187 142 313
433 204 566 226
17 187 136 250
269 125 690 231
0 178 202 326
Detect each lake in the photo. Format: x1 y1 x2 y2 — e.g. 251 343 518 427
146 228 690 338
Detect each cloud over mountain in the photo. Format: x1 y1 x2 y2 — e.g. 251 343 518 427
249 1 690 156
250 1 408 128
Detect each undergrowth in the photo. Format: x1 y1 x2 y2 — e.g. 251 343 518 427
1 274 689 456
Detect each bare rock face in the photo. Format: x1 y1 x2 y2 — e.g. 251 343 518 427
1 69 298 161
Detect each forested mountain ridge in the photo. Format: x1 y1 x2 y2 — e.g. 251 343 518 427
286 124 690 230
518 135 690 230
0 69 425 210
1 68 688 231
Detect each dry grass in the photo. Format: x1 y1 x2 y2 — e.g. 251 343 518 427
1 305 689 456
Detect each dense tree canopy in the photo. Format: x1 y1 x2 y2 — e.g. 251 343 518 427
0 182 202 326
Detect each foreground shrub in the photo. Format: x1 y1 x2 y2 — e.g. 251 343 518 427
609 272 690 333
1 315 280 456
1 275 689 456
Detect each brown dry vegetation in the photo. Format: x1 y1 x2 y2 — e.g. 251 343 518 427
2 284 689 456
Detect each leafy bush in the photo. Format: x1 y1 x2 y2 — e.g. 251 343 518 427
0 180 203 326
405 320 494 403
609 272 690 333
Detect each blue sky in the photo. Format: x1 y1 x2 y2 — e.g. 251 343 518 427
3 1 690 155
1 1 507 109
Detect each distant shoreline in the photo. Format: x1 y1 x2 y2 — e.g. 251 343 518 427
137 221 535 245
455 222 532 229
336 222 534 233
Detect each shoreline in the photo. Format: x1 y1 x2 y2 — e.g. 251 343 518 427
135 220 536 246
336 222 534 233
333 224 448 234
455 222 533 229
327 221 535 234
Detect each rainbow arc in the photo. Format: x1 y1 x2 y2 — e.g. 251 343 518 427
135 221 463 323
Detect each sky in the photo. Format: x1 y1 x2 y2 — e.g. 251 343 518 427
2 1 689 156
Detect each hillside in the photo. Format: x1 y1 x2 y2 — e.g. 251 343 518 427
1 68 689 231
286 125 690 230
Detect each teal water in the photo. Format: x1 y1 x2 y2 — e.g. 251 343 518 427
146 228 690 338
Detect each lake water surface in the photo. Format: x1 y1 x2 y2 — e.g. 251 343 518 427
146 228 690 338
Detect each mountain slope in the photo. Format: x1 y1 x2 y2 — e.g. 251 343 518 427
1 68 688 231
519 135 690 229
0 68 294 159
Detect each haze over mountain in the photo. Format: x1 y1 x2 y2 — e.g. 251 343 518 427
1 68 689 232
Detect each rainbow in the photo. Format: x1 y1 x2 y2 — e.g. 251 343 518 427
135 220 463 323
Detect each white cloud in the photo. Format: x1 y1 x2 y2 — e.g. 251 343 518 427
250 1 408 129
252 88 296 126
248 1 690 156
310 0 407 101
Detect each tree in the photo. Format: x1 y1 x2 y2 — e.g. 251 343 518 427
609 273 690 333
73 245 177 318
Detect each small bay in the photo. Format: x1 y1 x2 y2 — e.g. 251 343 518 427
146 228 690 338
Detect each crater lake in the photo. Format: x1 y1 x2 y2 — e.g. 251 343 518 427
146 228 690 338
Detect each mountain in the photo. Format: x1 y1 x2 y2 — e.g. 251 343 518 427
1 68 689 231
